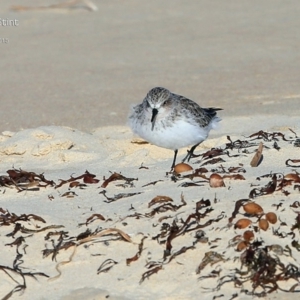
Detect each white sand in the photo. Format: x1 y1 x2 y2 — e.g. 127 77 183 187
1 116 300 299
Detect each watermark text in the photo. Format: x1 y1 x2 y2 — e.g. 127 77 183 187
0 18 19 26
0 37 9 43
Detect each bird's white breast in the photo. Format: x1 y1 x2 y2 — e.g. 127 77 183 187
131 116 215 151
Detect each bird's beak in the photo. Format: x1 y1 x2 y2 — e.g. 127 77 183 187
151 108 158 131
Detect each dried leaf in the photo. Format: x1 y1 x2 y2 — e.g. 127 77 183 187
250 142 263 167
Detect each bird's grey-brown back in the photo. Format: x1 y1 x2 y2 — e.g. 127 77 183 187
169 92 221 128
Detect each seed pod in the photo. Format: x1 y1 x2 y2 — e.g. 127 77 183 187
265 212 277 224
235 218 252 229
259 218 269 231
243 202 263 215
209 173 225 188
174 163 193 174
237 240 248 251
243 230 255 242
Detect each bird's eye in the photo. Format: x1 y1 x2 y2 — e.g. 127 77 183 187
163 100 169 106
146 100 150 108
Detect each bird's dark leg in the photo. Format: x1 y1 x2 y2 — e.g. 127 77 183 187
182 143 201 163
171 149 178 169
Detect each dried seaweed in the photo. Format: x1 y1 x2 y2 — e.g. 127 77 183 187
139 163 149 170
148 196 173 208
178 182 205 187
145 193 186 218
101 172 137 188
165 245 195 264
97 259 118 274
211 165 246 174
222 174 245 180
68 181 87 189
294 139 300 147
1 211 49 298
181 168 209 181
248 130 292 142
225 136 258 150
201 158 226 166
204 148 226 158
204 238 300 297
196 251 226 274
228 199 250 223
44 227 133 260
1 209 62 241
140 265 163 284
142 180 163 187
45 227 133 280
146 196 222 283
1 128 300 298
19 225 64 235
158 198 224 258
0 168 54 191
61 191 78 198
0 209 46 226
126 236 147 265
80 213 106 226
100 190 142 203
249 174 277 198
238 245 300 295
228 166 246 173
44 230 68 241
0 265 49 299
290 201 300 208
291 212 300 232
286 159 300 168
285 173 300 183
56 170 99 188
177 167 242 188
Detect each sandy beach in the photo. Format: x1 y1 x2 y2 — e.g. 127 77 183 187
1 119 300 300
1 1 300 299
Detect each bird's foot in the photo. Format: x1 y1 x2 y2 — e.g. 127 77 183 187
182 150 201 163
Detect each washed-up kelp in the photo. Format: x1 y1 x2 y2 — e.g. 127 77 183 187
1 208 52 299
0 168 54 191
1 129 300 299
